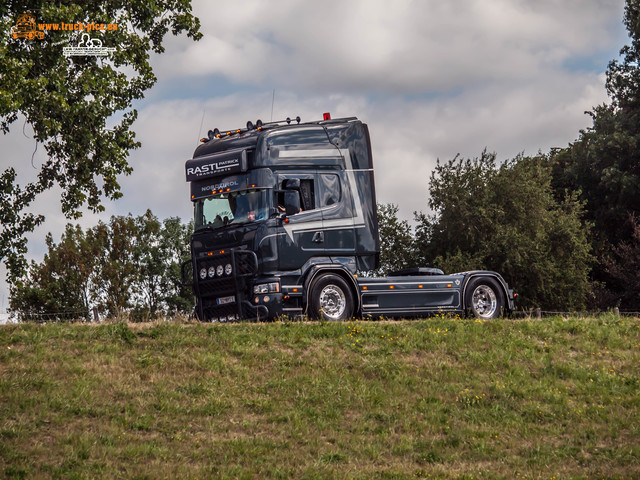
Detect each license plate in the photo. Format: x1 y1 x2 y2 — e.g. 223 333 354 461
217 295 235 305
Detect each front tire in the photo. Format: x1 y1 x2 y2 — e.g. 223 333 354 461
465 277 505 319
308 274 354 321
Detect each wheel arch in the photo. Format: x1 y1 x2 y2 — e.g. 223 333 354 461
303 265 360 316
461 272 512 314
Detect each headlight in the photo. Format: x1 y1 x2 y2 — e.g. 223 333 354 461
216 265 224 277
208 266 215 278
253 282 280 294
199 268 207 280
225 263 232 276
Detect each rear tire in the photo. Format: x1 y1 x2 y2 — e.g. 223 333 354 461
465 277 505 319
308 274 354 321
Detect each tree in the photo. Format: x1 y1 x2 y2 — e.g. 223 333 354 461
159 217 194 314
91 215 139 318
0 170 43 276
552 0 640 245
9 224 99 320
0 1 201 279
376 203 416 275
10 211 195 321
601 216 640 310
550 105 639 253
416 150 497 265
134 212 165 319
417 151 594 310
607 0 640 120
549 0 640 308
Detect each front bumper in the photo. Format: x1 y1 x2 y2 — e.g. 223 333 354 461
191 249 268 321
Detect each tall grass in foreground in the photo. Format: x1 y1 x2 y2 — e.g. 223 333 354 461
0 315 639 479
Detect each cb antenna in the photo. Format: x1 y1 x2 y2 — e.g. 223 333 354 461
270 89 275 122
197 108 206 142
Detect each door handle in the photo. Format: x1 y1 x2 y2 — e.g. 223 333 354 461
312 231 324 243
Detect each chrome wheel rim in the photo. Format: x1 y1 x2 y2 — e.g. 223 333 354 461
472 285 497 318
319 285 346 320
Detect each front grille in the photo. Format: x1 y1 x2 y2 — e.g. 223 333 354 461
194 249 258 321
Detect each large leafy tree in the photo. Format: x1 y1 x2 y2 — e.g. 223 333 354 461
158 216 194 314
417 151 593 310
0 1 201 278
550 0 640 308
90 215 139 317
601 216 640 310
9 223 99 320
375 203 415 275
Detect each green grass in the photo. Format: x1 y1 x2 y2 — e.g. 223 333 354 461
1 314 639 479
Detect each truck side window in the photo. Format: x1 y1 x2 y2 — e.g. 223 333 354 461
277 178 315 212
319 173 341 207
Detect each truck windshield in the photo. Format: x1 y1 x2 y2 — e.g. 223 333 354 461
194 189 271 230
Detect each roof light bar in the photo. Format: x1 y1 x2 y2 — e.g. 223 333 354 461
202 114 334 144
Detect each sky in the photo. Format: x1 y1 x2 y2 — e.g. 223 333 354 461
0 0 630 312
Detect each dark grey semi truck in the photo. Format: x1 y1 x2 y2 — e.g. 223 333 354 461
183 114 515 322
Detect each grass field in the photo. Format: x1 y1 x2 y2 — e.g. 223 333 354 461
1 314 639 479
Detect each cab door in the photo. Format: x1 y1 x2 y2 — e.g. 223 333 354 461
276 172 326 270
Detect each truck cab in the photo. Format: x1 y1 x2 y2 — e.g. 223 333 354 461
183 115 514 321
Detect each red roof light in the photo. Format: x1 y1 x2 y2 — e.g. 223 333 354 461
323 112 331 120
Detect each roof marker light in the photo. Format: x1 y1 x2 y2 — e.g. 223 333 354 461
323 112 331 120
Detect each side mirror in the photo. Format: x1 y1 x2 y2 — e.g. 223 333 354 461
283 190 301 216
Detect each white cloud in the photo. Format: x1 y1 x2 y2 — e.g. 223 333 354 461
365 71 610 220
157 0 624 93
